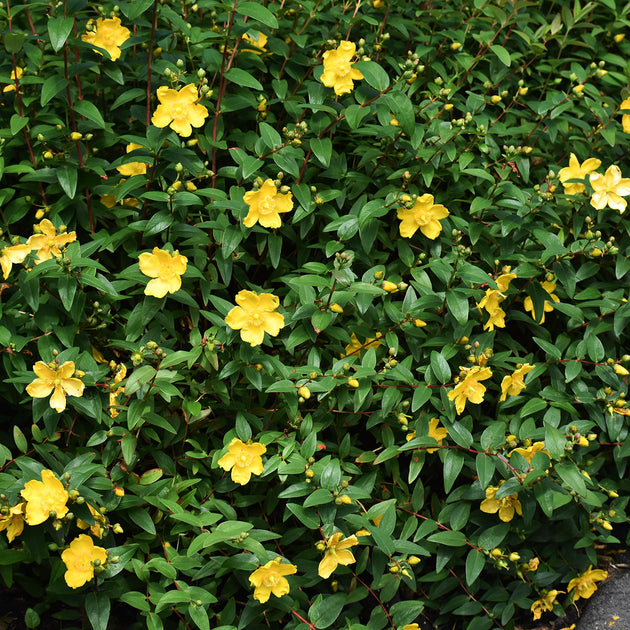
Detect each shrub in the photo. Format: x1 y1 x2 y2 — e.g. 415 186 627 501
1 1 629 629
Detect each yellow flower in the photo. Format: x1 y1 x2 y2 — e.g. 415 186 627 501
249 559 297 602
116 142 148 176
0 243 31 279
483 308 506 331
61 534 108 589
567 565 607 601
224 290 285 346
151 84 209 137
218 438 266 485
242 31 268 54
499 363 535 402
425 418 448 453
76 504 106 539
3 66 23 92
620 96 630 133
531 589 563 621
26 360 85 413
342 332 383 358
27 219 77 262
320 40 364 96
81 16 130 61
397 194 450 240
20 469 69 525
447 366 492 415
318 532 359 578
495 272 517 292
524 281 560 324
509 440 549 466
138 247 188 298
480 486 522 522
403 626 420 630
557 153 601 195
590 164 630 212
477 289 504 314
243 179 293 229
0 503 25 542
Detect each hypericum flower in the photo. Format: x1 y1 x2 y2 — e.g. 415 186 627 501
320 40 364 95
524 281 560 324
27 219 76 262
26 360 85 413
509 440 549 466
138 247 188 298
0 243 31 279
151 84 209 137
318 532 359 578
76 503 106 539
0 503 25 542
116 142 148 176
480 486 522 522
224 290 285 346
495 271 517 292
447 366 492 415
342 332 383 358
218 438 266 485
20 469 69 525
243 179 293 229
3 66 23 93
242 31 268 54
81 16 130 61
483 307 506 331
406 418 448 453
567 565 607 601
61 534 108 589
477 289 504 315
558 153 601 195
620 96 630 133
531 589 563 621
249 559 297 603
590 164 630 212
397 194 450 240
500 363 535 402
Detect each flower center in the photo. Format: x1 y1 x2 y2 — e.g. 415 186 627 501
258 195 276 215
53 378 62 388
171 104 188 120
237 451 253 467
414 208 432 226
101 28 117 45
263 573 278 587
334 59 351 76
248 311 264 327
48 239 56 248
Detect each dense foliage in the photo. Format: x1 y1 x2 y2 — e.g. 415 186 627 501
1 1 630 629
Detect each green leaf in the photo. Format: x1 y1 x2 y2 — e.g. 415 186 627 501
73 100 107 129
544 423 565 460
533 336 562 360
85 592 110 630
188 604 210 630
41 75 69 106
56 165 78 199
224 68 263 90
119 0 155 20
555 462 587 496
310 137 332 167
58 275 77 312
442 450 464 492
490 44 511 66
128 507 156 534
353 61 389 91
475 453 495 489
427 530 467 547
237 2 279 28
465 549 485 585
430 351 451 383
48 17 74 52
446 289 469 324
4 33 26 53
13 426 27 453
309 594 346 629
10 114 29 136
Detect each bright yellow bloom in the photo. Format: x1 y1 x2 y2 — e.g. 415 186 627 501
567 565 607 601
531 589 563 621
320 40 364 95
342 332 383 358
151 84 209 137
116 143 148 176
243 179 293 228
26 360 85 413
496 272 517 292
615 364 629 376
558 153 601 195
61 534 108 589
447 366 492 415
397 194 449 240
477 289 504 314
0 503 25 542
20 469 69 525
3 66 23 92
81 16 130 61
218 438 266 485
225 290 285 346
509 440 549 466
77 504 106 539
249 559 297 602
407 418 449 453
27 219 77 262
138 247 188 298
480 486 522 522
524 281 560 324
242 31 268 54
499 363 535 402
621 96 630 133
484 307 506 331
0 243 31 279
590 164 630 212
318 532 359 578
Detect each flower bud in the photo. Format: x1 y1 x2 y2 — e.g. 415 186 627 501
298 386 311 400
70 132 82 141
347 378 360 388
330 303 343 314
382 280 399 293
